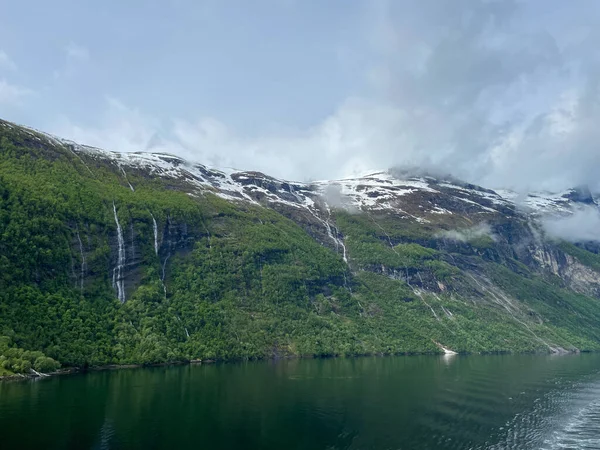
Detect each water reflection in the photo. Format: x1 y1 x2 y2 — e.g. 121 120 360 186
441 352 458 365
1 354 600 450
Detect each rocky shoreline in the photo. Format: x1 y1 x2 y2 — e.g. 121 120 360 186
0 359 217 382
2 349 585 382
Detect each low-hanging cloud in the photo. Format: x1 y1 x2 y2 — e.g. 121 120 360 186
321 184 360 213
436 223 497 243
543 206 600 243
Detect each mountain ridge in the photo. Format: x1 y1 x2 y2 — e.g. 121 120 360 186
11 118 598 219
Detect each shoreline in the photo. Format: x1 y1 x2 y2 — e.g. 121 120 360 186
0 358 219 382
0 348 587 382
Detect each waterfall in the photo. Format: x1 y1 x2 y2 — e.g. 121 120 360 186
67 145 94 176
112 202 126 303
150 212 166 298
119 165 135 192
304 199 348 264
150 213 159 256
287 184 347 261
176 316 190 338
161 254 170 282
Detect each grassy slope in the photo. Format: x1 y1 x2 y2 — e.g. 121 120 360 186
334 211 600 353
3 122 600 372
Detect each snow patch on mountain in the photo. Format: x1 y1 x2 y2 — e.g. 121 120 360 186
9 120 599 224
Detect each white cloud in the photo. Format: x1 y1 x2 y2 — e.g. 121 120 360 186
436 223 497 243
352 0 600 193
0 51 17 71
51 97 165 154
0 79 33 105
65 42 90 62
51 96 414 181
54 42 90 78
543 206 600 242
44 1 600 193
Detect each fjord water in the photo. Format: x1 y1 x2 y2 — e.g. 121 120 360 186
2 355 600 450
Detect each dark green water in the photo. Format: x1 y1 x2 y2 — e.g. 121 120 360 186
2 354 600 450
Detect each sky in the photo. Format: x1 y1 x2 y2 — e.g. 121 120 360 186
2 0 600 191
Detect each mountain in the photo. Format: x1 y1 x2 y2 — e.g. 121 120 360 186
2 118 600 373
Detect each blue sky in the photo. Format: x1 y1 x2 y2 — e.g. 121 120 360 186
2 0 600 190
1 0 368 132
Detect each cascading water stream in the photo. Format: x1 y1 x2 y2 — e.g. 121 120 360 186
112 202 126 303
150 213 159 256
118 165 135 192
288 184 349 264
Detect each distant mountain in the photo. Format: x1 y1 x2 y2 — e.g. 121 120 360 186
2 118 600 374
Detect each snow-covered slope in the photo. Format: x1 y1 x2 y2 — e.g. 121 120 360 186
496 187 599 216
9 120 599 224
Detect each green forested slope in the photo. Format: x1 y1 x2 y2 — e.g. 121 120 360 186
2 120 600 374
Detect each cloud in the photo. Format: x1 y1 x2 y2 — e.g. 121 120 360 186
359 0 582 191
361 0 600 194
543 206 600 242
321 184 359 213
0 51 17 71
0 80 33 105
44 1 600 192
52 96 413 181
54 42 90 78
52 97 166 154
436 223 497 243
171 98 414 180
65 42 90 62
0 51 32 106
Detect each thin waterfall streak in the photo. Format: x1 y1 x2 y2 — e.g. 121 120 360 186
68 146 94 176
287 185 346 260
466 272 555 351
119 165 135 192
112 202 126 303
301 199 348 263
413 287 439 320
150 213 159 256
161 254 170 282
176 316 190 338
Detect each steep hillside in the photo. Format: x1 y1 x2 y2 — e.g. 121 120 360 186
2 118 600 372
